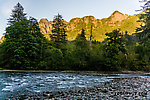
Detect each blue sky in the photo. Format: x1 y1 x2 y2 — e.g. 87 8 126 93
0 0 144 38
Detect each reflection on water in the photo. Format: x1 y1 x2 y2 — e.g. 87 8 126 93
0 72 148 99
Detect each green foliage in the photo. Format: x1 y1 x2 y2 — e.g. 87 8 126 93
88 42 104 70
123 32 136 46
0 42 6 68
104 29 126 71
128 1 150 71
129 60 148 71
143 39 150 60
120 16 140 33
136 1 150 44
135 38 150 62
41 46 63 70
63 40 105 71
0 3 150 71
50 14 67 48
63 42 75 69
1 17 47 69
0 68 4 70
72 29 91 70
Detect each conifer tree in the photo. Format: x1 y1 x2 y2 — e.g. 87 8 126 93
104 29 126 71
136 0 150 43
135 0 150 66
1 3 47 69
73 29 90 69
50 14 67 47
8 2 27 25
3 18 47 69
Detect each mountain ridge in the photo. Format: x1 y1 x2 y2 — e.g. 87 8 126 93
39 10 140 42
0 10 141 42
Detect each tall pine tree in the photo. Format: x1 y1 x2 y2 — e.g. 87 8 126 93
104 29 126 71
8 2 27 25
73 29 90 69
50 14 67 48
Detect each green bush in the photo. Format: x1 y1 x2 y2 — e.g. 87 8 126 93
129 60 148 71
42 46 63 70
0 68 4 70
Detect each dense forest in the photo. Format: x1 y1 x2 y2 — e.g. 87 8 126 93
0 2 150 71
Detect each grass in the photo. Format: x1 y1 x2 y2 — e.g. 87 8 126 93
0 68 4 70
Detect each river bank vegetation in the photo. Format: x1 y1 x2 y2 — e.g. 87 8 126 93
0 2 150 71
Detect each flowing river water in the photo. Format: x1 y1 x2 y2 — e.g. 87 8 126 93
0 71 149 99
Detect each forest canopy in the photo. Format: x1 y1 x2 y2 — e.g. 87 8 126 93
0 2 150 71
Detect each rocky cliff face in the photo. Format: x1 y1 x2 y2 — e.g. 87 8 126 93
65 16 103 41
39 18 68 34
38 11 140 42
109 11 128 23
106 11 129 26
0 36 5 43
39 18 53 34
66 16 102 31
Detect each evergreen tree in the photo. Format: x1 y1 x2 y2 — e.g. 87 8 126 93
8 2 27 25
136 0 150 43
134 0 150 70
73 29 90 70
2 18 46 69
104 29 126 71
1 3 47 69
75 29 87 48
50 14 67 48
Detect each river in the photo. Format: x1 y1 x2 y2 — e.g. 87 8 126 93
0 71 149 99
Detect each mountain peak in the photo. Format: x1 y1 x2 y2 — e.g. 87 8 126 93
109 10 128 23
39 18 49 23
112 10 123 16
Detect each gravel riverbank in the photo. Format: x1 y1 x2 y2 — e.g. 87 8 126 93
17 76 150 100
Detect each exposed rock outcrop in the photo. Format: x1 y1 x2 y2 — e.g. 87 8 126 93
0 36 5 43
39 18 53 34
38 11 137 42
110 11 128 23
